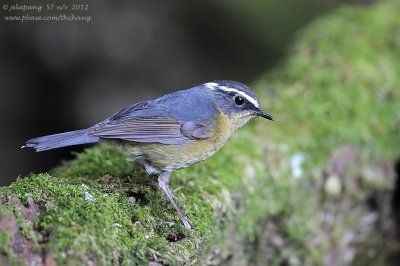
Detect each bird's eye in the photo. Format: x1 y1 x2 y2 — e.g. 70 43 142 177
234 96 245 106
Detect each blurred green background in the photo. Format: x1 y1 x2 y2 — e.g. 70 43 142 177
0 0 340 185
1 0 400 265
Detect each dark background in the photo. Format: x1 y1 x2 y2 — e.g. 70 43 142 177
1 0 355 186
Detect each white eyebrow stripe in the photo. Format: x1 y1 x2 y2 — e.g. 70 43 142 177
205 82 218 89
218 86 260 108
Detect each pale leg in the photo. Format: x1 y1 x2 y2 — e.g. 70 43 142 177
158 171 193 229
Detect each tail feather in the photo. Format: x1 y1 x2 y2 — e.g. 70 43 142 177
24 129 100 152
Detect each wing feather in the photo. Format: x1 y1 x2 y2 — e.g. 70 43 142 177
88 92 214 144
89 115 212 144
89 116 190 144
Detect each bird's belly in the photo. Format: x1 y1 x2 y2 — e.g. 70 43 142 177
126 137 227 173
121 113 233 173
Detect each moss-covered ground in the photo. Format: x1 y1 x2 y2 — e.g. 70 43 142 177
1 0 400 265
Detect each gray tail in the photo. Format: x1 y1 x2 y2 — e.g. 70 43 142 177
23 129 100 152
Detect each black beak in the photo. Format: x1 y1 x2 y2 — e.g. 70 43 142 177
255 110 274 121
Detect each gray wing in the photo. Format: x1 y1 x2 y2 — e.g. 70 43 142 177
88 101 213 145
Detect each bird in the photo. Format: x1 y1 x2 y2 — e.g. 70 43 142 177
23 80 274 229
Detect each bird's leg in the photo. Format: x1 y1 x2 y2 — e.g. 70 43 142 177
158 171 193 229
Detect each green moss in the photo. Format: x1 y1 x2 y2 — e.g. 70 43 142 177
52 143 135 179
1 171 199 264
2 1 400 264
260 0 400 159
0 206 25 266
245 0 400 264
1 140 223 264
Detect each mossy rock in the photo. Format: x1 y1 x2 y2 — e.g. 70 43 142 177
2 1 400 265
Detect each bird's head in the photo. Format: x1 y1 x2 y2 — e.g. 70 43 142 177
205 80 274 131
